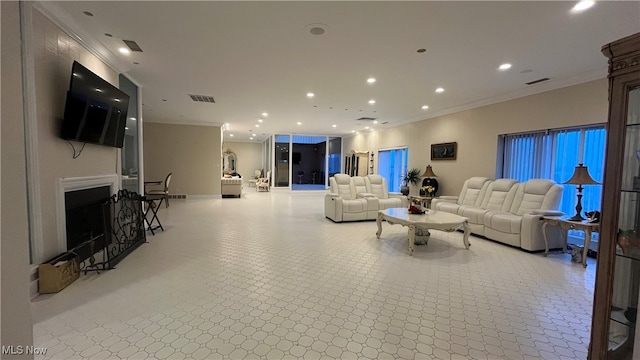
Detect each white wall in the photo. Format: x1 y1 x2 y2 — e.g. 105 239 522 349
143 123 222 196
344 79 608 196
32 8 120 262
1 1 35 356
223 141 263 183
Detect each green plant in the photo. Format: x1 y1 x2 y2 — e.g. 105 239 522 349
403 168 422 186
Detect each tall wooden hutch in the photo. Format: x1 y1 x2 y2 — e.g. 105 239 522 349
590 32 640 359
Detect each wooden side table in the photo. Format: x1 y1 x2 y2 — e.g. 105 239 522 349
408 195 435 209
541 216 600 267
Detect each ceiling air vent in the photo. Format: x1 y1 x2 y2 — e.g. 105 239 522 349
525 77 550 85
122 40 143 52
189 94 216 103
356 117 377 121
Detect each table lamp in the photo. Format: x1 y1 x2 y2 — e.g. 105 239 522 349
563 163 599 221
421 165 438 196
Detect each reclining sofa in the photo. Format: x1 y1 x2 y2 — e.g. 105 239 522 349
325 174 409 222
431 177 564 251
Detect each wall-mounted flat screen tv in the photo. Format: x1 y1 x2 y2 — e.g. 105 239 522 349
60 61 129 148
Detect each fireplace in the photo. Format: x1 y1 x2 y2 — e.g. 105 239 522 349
56 174 119 255
64 186 111 261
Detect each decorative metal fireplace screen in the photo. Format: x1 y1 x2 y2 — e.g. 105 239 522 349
74 189 146 272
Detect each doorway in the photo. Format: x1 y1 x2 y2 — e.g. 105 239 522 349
291 135 326 190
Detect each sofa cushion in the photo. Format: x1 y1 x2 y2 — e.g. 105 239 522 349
509 179 563 215
378 197 403 210
459 206 489 225
457 177 491 206
331 174 355 200
343 198 369 213
365 175 390 199
436 201 462 214
352 176 368 196
480 179 518 211
484 211 522 234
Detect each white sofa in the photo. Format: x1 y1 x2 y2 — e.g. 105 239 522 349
431 177 564 251
221 177 242 197
325 174 408 222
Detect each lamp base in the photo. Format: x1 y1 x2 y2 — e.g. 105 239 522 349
567 213 585 222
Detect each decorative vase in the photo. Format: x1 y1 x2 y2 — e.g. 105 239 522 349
422 178 439 196
618 230 640 255
400 186 410 196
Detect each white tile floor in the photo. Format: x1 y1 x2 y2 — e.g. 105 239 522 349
32 190 596 360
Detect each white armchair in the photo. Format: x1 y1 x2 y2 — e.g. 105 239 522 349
256 171 271 192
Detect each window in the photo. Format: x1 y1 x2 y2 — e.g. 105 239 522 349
500 125 606 240
378 148 408 192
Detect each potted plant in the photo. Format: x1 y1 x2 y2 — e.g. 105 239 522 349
401 168 421 196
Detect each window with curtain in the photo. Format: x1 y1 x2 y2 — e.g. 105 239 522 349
378 148 408 192
501 125 606 239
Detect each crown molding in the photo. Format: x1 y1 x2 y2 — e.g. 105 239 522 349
34 1 131 75
145 119 224 128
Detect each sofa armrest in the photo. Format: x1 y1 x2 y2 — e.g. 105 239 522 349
438 196 459 202
324 194 343 222
530 210 565 217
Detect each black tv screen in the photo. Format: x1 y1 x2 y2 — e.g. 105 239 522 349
60 61 129 148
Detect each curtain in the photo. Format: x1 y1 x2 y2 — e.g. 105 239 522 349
379 148 408 192
502 126 606 240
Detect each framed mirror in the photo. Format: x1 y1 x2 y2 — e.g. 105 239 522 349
223 150 237 174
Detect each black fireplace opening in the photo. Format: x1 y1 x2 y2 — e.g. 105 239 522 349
65 186 111 261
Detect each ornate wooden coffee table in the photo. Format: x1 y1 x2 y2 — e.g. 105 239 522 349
376 208 471 255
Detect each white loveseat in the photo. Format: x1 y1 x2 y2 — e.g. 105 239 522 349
431 177 564 251
325 174 408 222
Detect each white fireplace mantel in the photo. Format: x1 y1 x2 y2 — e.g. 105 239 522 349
55 174 119 254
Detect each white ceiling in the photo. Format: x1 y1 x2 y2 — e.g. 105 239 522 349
43 1 640 142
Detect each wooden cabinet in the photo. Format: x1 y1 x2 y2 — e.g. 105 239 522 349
590 32 640 359
345 150 370 176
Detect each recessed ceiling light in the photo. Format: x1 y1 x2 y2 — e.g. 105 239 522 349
365 126 370 130
417 48 426 53
125 127 129 130
368 99 376 105
83 11 94 17
307 93 315 98
351 130 355 133
435 87 445 93
95 88 102 93
499 63 512 71
332 124 337 128
119 47 130 55
130 117 136 121
367 78 376 84
104 33 113 37
297 122 302 125
255 124 260 128
230 134 234 137
572 0 595 12
114 98 120 102
258 119 264 123
262 112 268 117
421 105 429 110
373 121 378 124
133 62 140 65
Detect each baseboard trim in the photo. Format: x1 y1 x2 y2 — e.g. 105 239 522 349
30 265 39 299
188 195 220 199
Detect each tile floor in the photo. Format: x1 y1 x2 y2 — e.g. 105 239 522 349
32 190 596 359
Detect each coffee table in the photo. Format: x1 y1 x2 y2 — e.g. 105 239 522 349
376 208 471 255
